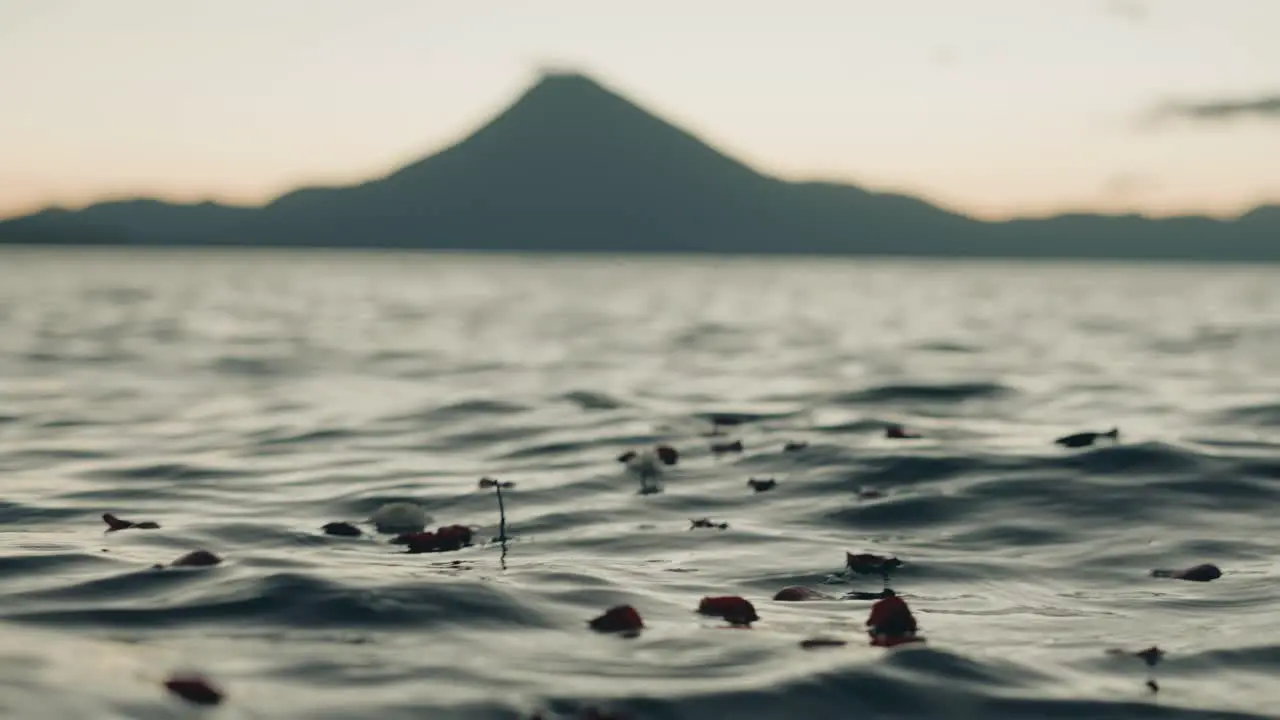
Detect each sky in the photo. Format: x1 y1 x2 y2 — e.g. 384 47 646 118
1 0 1277 221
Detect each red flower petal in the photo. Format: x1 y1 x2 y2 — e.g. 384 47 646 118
697 596 759 625
655 445 679 465
164 674 223 705
589 605 644 633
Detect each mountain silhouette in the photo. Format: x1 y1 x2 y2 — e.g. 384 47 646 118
2 71 1276 260
0 198 255 245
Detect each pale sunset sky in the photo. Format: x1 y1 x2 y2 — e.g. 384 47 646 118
1 0 1277 220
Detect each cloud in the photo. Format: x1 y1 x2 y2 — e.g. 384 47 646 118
1147 94 1280 125
1104 0 1148 23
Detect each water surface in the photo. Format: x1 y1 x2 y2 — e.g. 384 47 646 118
0 248 1277 719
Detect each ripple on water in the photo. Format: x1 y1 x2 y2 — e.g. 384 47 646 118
8 572 557 631
831 381 1015 405
1213 402 1280 428
0 252 1276 719
77 462 252 482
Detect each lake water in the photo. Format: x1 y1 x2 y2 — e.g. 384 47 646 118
0 248 1277 719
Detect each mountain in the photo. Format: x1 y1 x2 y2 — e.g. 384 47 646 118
1 72 1276 260
0 198 256 246
244 72 983 255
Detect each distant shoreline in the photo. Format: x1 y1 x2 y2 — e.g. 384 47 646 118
1 242 1272 267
